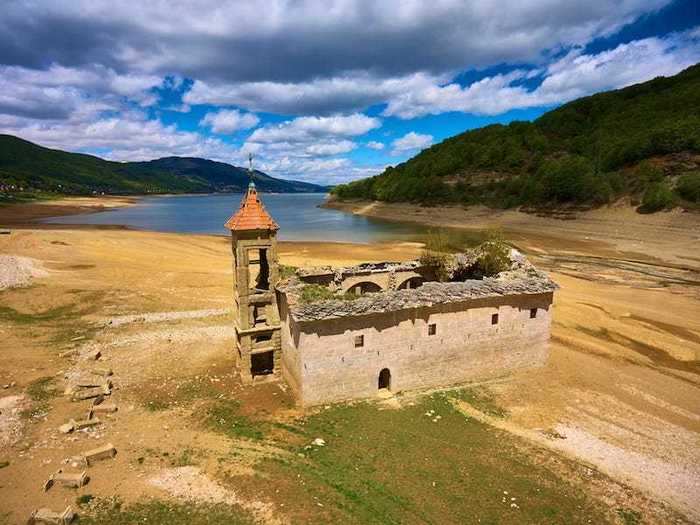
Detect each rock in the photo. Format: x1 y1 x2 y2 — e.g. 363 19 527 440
58 423 75 434
71 387 106 401
312 438 326 447
44 470 89 491
28 506 76 524
81 442 116 465
83 349 101 361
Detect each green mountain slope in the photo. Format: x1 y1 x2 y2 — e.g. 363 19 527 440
0 134 327 195
333 64 700 212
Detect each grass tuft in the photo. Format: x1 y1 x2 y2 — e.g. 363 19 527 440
79 498 254 525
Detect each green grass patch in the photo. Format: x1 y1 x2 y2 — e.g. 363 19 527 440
616 507 643 525
279 264 298 279
22 376 59 419
204 399 265 441
79 498 254 525
300 284 357 304
447 386 509 418
171 447 200 467
258 395 609 524
143 377 220 411
0 304 82 325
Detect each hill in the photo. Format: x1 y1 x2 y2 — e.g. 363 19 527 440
332 64 700 212
0 134 327 196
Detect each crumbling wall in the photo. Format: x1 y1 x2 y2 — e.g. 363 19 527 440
293 292 553 406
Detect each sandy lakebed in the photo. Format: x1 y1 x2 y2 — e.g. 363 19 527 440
0 196 699 524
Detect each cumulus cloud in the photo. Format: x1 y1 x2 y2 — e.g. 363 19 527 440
391 132 433 154
184 72 444 115
0 109 238 162
383 28 700 118
248 114 381 143
0 1 669 85
0 63 162 120
200 109 259 134
366 141 385 150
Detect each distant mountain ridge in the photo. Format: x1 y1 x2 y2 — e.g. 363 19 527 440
0 134 328 195
332 63 700 212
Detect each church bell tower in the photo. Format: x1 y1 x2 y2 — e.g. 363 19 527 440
224 157 282 383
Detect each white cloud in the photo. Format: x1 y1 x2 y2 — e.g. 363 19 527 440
391 132 433 154
200 109 259 134
248 114 381 143
1 1 669 88
184 72 444 115
383 28 700 118
0 64 162 120
0 109 238 162
366 141 385 150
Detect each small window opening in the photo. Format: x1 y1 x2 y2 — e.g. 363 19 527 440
251 351 274 376
530 308 537 319
428 323 437 336
248 248 270 291
491 313 499 325
354 335 364 348
253 333 272 348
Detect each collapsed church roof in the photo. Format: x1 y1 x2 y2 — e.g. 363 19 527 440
278 250 558 322
225 183 279 232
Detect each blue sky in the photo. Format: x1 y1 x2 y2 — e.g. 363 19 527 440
0 0 698 184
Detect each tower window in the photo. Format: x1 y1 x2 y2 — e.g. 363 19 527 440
428 323 436 336
491 313 499 325
354 335 364 348
530 308 538 319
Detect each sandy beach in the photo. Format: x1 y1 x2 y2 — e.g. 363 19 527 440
0 196 698 522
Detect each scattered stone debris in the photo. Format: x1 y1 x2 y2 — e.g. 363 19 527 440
90 403 117 416
43 470 89 491
90 366 113 377
73 443 116 466
58 418 101 434
83 349 101 361
58 349 79 359
71 386 108 402
102 308 230 327
28 506 76 525
0 255 48 290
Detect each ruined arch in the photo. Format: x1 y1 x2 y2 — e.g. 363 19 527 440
346 281 382 296
397 276 424 290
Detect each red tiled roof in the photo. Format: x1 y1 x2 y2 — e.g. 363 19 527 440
224 185 279 231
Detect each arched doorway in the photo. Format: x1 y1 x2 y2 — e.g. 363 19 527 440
378 368 391 390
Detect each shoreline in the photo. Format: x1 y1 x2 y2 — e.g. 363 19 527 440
0 195 140 229
323 198 700 269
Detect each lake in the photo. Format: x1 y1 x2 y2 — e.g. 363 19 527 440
45 193 430 243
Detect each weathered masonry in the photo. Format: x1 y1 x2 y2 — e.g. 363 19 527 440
226 182 282 383
226 185 557 405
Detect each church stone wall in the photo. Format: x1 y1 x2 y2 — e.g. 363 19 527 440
283 292 553 406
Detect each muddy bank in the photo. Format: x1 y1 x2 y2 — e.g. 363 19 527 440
0 195 138 228
325 199 700 269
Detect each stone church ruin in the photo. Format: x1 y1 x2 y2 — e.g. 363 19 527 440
226 183 557 406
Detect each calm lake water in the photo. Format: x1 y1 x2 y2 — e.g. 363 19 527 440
45 193 431 243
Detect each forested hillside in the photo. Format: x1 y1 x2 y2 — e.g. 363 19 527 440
333 64 700 212
0 135 327 197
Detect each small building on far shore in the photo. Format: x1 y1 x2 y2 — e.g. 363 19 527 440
226 184 556 406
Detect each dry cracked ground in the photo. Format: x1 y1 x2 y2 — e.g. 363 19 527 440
0 216 699 524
